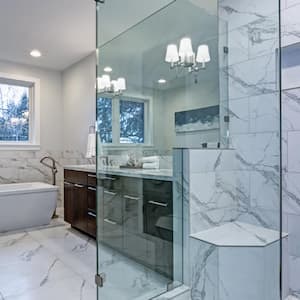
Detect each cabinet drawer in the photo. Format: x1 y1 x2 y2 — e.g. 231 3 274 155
64 170 87 185
87 211 97 238
88 187 96 211
143 179 172 198
87 173 97 187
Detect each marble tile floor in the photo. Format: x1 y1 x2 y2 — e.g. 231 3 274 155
0 224 170 300
286 296 300 300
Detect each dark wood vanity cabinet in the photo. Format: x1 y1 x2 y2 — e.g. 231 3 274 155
64 170 96 238
64 168 174 278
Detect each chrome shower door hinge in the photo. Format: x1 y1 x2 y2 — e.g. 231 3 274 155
95 273 106 288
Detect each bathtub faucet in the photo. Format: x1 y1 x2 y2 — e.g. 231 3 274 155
40 156 58 185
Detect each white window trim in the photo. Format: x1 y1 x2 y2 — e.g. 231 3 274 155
0 72 40 151
98 94 154 148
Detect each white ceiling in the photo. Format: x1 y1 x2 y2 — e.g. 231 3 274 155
0 0 176 71
0 0 96 71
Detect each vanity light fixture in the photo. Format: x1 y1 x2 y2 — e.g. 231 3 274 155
158 79 167 84
30 49 42 58
97 75 126 95
165 37 210 73
104 66 112 73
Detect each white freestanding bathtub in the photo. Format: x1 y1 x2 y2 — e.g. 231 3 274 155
0 182 58 233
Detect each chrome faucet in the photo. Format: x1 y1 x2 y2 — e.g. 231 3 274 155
99 155 109 166
40 156 58 185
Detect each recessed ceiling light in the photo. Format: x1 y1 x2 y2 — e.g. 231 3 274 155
104 66 112 72
158 79 167 84
30 49 42 58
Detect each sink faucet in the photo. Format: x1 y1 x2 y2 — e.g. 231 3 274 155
99 155 109 166
40 156 58 185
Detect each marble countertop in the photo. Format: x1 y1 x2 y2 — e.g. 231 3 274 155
190 221 288 247
64 164 173 181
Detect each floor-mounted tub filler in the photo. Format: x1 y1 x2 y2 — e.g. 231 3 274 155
0 182 58 233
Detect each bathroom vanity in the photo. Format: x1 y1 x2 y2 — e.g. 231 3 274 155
64 165 174 278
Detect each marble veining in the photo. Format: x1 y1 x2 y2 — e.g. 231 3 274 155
0 224 174 300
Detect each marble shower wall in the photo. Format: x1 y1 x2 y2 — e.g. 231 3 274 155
0 150 91 205
218 0 281 230
281 0 300 296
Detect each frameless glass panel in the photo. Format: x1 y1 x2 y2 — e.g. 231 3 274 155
0 83 29 141
120 99 145 144
97 97 112 143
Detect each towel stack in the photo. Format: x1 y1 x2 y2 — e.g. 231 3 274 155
86 133 96 158
142 156 159 169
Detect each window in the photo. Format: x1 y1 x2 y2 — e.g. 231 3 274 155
120 100 144 144
0 73 40 149
97 95 150 146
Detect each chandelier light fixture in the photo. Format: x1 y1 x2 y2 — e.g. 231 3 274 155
97 75 126 95
165 37 210 73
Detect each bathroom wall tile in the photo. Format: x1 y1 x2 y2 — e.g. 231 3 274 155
190 171 237 215
190 239 219 300
282 4 300 46
249 92 280 133
226 54 277 101
231 132 280 170
283 173 300 215
282 89 300 131
282 131 288 173
264 241 281 300
190 207 240 234
219 247 265 300
219 0 278 31
288 131 300 172
228 98 250 134
289 256 300 295
189 149 237 173
250 170 280 211
248 15 279 59
288 214 300 257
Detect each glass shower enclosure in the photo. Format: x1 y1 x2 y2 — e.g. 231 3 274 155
95 0 283 299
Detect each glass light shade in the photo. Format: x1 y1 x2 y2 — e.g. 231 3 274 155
179 37 193 58
196 44 211 63
165 44 179 63
97 77 105 90
117 78 126 91
102 74 111 88
111 80 119 92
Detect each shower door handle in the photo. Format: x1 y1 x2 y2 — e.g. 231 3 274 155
104 218 117 225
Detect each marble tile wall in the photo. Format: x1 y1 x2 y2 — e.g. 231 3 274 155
218 0 281 230
281 0 300 296
0 149 91 205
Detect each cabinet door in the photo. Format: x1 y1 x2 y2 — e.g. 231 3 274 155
64 181 74 224
72 184 88 232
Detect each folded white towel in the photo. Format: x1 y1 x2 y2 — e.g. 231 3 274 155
143 162 159 169
86 133 96 158
142 156 159 163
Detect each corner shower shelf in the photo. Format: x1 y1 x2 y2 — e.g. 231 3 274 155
190 221 288 247
190 222 288 300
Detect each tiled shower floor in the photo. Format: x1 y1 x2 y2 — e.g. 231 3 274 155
0 224 169 300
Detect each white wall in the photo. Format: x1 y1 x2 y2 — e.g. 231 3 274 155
62 53 96 155
0 60 63 151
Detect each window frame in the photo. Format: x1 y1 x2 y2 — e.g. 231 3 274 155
97 93 153 148
0 73 40 150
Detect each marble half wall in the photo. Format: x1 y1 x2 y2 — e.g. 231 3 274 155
0 150 92 205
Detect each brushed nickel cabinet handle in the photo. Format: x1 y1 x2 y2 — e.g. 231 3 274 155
104 218 117 225
124 195 140 201
64 181 72 185
74 184 85 188
148 200 168 207
104 190 117 196
88 212 97 218
88 187 97 191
